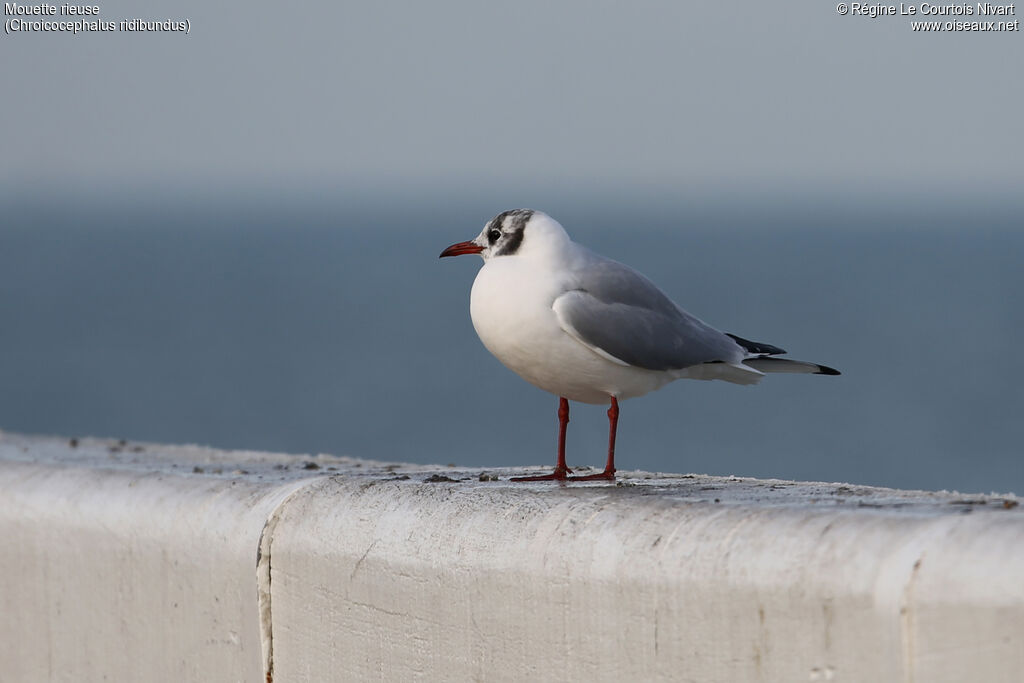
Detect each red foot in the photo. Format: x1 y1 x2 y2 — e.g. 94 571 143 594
568 469 616 482
510 466 572 482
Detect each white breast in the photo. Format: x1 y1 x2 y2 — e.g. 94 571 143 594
469 256 675 404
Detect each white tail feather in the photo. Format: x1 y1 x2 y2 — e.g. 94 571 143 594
677 362 765 385
743 358 826 374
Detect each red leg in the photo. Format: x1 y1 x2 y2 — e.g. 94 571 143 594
511 397 573 481
570 396 618 481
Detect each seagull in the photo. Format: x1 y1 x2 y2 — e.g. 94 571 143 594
440 209 839 482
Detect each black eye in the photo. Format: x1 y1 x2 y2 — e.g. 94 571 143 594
488 229 501 244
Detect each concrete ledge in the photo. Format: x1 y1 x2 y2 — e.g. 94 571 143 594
1 431 1022 682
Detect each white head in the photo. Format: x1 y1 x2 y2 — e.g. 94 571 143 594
439 209 570 262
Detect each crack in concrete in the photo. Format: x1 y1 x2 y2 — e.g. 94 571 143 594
349 539 379 584
901 554 925 683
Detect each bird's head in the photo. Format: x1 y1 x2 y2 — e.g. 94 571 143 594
439 209 569 262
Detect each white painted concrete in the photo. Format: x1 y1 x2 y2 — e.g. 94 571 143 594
1 430 1022 682
0 433 323 682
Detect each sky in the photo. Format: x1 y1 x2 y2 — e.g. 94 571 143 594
4 0 1022 201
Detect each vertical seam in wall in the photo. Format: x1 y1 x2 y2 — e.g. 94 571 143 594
900 553 924 683
257 480 322 683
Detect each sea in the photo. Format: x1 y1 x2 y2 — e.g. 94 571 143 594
2 190 1021 494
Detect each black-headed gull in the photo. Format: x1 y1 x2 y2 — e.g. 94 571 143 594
441 209 839 482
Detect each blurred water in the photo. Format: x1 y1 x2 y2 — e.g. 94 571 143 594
2 193 1021 494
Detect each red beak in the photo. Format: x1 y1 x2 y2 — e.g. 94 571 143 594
439 241 484 258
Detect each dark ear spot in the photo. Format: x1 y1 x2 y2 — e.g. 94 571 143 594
492 209 533 256
497 227 524 256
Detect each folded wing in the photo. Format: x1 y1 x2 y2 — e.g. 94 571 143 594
552 257 742 371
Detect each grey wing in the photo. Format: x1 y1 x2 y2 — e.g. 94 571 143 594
553 256 743 371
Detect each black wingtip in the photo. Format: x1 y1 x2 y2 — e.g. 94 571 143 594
726 333 786 356
815 365 841 376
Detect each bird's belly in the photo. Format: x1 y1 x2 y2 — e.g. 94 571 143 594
469 267 673 404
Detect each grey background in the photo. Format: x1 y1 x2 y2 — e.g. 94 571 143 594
3 1 1022 493
5 0 1021 194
